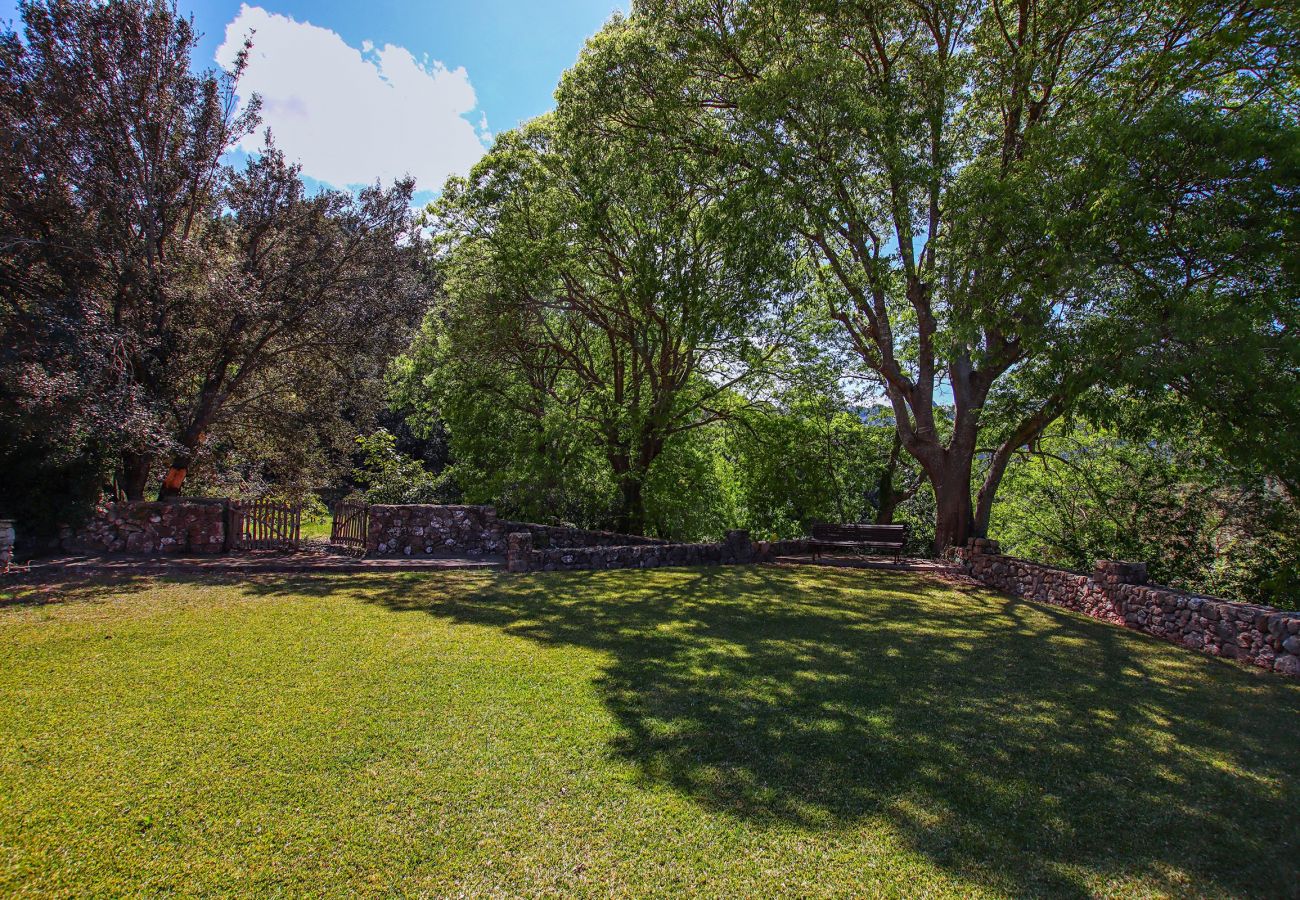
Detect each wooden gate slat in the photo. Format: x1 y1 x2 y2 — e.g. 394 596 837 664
230 499 301 552
328 501 369 556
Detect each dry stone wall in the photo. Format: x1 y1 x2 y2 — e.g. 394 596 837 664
62 500 226 555
367 505 503 556
496 520 667 549
365 505 660 557
956 540 1300 678
507 531 808 573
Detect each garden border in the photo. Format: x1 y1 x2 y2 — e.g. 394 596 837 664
955 539 1300 678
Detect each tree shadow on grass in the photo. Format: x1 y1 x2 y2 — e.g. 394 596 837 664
0 573 169 608
240 566 1300 896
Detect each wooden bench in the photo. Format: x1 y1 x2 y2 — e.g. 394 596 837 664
808 523 909 561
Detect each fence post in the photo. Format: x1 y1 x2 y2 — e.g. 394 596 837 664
223 501 237 552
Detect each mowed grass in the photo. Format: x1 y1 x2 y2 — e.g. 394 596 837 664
1 567 1297 898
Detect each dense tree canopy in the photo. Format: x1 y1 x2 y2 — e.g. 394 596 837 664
556 0 1299 550
0 0 425 532
1 0 1296 593
403 109 802 534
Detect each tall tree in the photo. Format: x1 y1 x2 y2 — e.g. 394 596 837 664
576 0 1298 550
419 113 797 534
155 149 423 497
1 0 425 507
1 0 255 500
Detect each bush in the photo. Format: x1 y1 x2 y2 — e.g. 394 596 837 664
354 430 455 505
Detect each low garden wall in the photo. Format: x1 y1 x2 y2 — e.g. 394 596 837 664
56 500 761 562
496 520 666 549
955 539 1300 678
368 504 813 571
367 504 504 556
506 531 810 573
365 505 661 557
61 499 227 555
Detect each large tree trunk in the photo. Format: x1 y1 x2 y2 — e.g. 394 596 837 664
158 453 194 499
158 423 208 499
973 397 1065 538
892 370 982 556
607 429 665 536
119 451 153 501
875 478 897 525
932 474 975 555
615 474 646 536
607 448 646 535
873 430 907 525
973 446 1014 539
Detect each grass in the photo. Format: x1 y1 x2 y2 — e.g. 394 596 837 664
297 516 332 542
1 566 1297 898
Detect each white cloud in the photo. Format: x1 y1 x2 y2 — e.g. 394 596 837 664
217 4 488 192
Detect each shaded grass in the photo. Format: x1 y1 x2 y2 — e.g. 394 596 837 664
1 566 1297 897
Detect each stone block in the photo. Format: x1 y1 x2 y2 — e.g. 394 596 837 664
506 532 534 573
1094 559 1148 585
1275 653 1300 677
970 537 1001 555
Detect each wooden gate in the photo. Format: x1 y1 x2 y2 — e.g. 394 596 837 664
229 500 301 551
330 501 369 555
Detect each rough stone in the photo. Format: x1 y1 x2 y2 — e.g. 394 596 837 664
503 530 790 575
365 505 667 558
955 545 1299 679
506 533 534 572
62 500 226 555
1274 653 1300 677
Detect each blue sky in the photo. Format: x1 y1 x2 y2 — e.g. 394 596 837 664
1 0 627 201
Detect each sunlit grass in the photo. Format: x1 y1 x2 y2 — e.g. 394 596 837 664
1 567 1297 897
297 516 332 542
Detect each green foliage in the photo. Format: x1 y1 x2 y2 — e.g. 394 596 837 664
391 336 619 526
993 423 1300 604
280 491 329 524
640 425 733 541
0 430 115 547
725 400 882 538
353 430 454 506
412 78 802 534
0 0 426 518
573 0 1299 549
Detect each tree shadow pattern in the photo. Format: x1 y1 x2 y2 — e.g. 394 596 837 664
240 566 1300 896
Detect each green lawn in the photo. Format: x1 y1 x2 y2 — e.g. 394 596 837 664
297 516 332 542
1 567 1297 898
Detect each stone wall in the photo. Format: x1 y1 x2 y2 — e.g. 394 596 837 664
62 500 227 555
506 530 806 573
755 538 813 561
956 540 1300 678
365 505 668 557
59 501 673 560
367 505 504 556
496 520 666 549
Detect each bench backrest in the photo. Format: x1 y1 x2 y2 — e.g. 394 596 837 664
809 522 908 544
